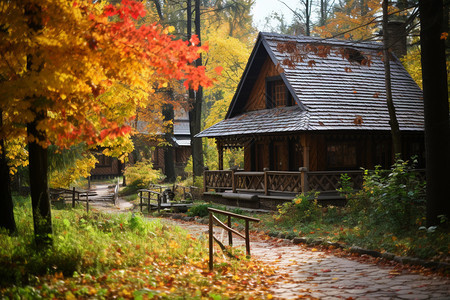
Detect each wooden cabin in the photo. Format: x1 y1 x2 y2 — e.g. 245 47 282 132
91 108 192 180
197 32 424 209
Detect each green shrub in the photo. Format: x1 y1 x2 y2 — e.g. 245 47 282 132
124 159 164 187
186 203 212 218
274 192 321 226
121 159 164 195
344 158 426 234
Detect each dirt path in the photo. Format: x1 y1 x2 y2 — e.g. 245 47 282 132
88 183 133 213
86 185 450 299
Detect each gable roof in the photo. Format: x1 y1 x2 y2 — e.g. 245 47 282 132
197 32 424 138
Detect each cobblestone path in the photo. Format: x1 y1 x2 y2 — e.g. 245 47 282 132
166 218 450 300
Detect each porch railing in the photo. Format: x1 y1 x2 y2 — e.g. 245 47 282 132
204 169 425 197
204 169 363 195
307 170 364 192
203 170 234 191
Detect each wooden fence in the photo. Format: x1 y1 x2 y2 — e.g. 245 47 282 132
204 169 364 195
207 208 260 271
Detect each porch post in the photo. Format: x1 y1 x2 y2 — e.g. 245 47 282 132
300 135 310 169
303 146 310 170
300 167 308 193
217 140 224 170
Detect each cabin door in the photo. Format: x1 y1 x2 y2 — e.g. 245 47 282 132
272 141 288 171
255 143 265 171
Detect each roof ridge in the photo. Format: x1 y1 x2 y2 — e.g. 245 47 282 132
260 32 382 50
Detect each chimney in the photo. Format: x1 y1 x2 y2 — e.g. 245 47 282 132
386 21 407 58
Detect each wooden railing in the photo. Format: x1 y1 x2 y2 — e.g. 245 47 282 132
208 208 260 271
307 170 364 192
234 172 264 193
50 187 97 212
204 169 364 195
173 184 199 201
266 171 302 194
203 170 234 191
138 189 162 213
113 178 119 206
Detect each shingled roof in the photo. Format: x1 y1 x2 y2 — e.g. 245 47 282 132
197 32 424 138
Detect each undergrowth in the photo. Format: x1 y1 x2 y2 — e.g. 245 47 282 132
0 198 275 299
233 159 448 262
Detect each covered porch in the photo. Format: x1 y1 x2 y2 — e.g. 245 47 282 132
203 168 363 210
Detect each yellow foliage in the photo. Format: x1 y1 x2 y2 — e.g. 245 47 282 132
401 45 423 89
124 159 164 187
313 0 389 40
4 138 29 175
49 153 97 188
203 24 253 127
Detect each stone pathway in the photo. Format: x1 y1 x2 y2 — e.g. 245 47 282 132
89 184 133 213
166 218 450 300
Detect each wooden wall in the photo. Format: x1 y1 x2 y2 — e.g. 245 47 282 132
240 132 424 172
244 57 281 112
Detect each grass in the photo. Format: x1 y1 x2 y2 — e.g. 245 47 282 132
0 196 275 299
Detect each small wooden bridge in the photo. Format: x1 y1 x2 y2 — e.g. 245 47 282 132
138 184 198 213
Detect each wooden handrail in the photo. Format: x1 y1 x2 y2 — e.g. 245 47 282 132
208 207 260 222
138 189 162 213
207 207 259 271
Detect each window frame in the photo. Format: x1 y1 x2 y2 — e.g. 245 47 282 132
265 76 292 108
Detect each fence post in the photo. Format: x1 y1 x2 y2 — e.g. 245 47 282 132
209 212 214 271
264 170 268 195
72 187 76 208
86 193 89 213
232 169 236 193
156 193 161 213
203 169 208 193
300 167 308 193
245 219 250 257
139 191 143 212
227 216 232 246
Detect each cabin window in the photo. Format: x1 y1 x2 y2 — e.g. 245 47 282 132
327 143 357 169
272 80 286 107
266 76 293 108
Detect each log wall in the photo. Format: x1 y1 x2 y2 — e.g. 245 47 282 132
244 57 281 112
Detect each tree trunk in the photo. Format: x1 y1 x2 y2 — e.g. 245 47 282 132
163 103 176 182
319 0 327 27
382 0 402 156
25 3 52 248
189 0 204 179
419 0 450 227
305 0 311 36
27 110 52 248
152 0 164 21
0 110 16 234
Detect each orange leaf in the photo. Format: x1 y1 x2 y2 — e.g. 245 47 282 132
214 66 223 75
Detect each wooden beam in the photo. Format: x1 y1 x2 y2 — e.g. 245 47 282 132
300 135 310 170
217 141 224 170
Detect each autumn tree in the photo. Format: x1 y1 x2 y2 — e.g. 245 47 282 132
0 0 212 244
314 0 383 40
382 0 401 155
419 0 450 226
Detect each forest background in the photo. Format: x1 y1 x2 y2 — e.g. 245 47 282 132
3 0 438 186
1 0 448 237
